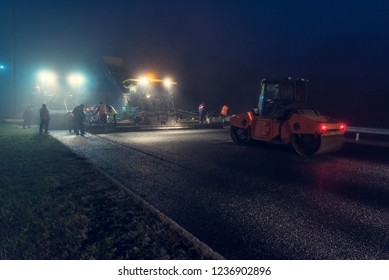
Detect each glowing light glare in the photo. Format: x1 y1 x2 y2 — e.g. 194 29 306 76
38 71 57 83
0 65 5 70
163 77 172 87
139 76 149 85
320 123 346 132
68 73 85 85
339 123 346 130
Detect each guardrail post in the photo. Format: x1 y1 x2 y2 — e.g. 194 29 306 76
356 132 359 142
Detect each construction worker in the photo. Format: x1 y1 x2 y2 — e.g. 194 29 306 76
94 101 107 124
72 104 86 136
220 105 229 126
198 103 205 124
39 104 50 134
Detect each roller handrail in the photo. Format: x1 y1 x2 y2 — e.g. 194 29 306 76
347 126 389 136
346 126 389 143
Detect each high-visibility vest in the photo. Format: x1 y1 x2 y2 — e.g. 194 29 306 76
98 104 106 115
106 105 117 115
221 105 229 116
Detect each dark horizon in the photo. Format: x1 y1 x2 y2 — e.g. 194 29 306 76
1 0 389 127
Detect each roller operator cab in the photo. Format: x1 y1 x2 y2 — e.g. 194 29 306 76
230 77 347 155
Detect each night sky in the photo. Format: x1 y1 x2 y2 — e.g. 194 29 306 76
1 0 389 127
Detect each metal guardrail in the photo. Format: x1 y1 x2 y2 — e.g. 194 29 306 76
347 126 389 142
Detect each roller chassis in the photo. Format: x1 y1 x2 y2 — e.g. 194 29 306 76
230 109 345 155
230 77 346 155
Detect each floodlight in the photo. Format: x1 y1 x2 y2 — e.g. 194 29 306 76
139 76 149 85
68 73 85 85
38 71 57 84
163 77 172 88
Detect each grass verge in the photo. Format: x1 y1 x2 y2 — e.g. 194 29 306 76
0 123 220 259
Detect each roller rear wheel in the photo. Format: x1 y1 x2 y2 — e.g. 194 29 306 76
230 126 252 145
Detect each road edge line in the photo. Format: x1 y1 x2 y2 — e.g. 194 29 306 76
89 163 225 260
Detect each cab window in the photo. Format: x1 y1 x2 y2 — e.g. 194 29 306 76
259 82 280 117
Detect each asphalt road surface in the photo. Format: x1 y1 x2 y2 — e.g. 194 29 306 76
52 128 389 259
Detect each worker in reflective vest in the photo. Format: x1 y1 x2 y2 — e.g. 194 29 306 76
95 102 107 124
220 105 229 126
